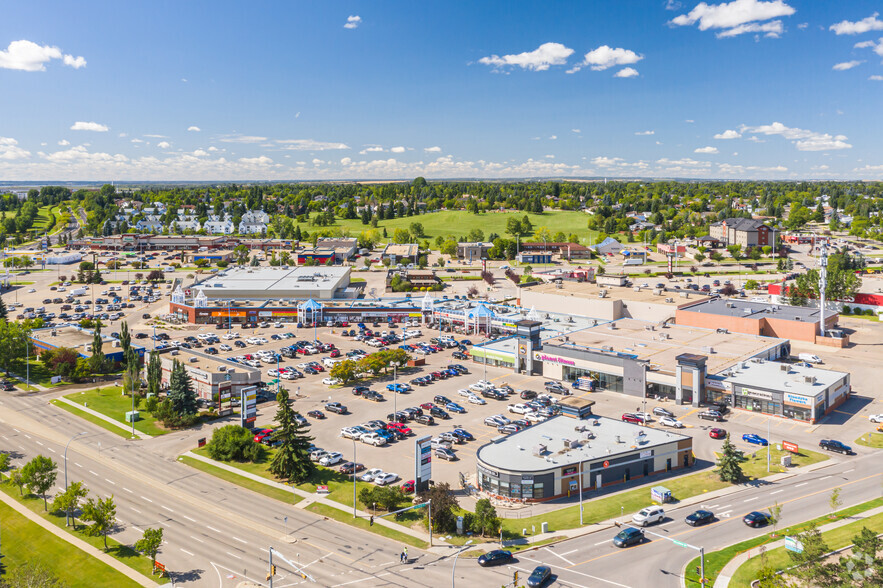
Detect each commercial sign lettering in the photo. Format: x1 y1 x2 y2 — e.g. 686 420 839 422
415 436 432 492
740 387 775 401
782 440 799 454
240 386 257 428
602 460 610 468
784 393 812 406
639 450 653 459
534 353 576 366
562 466 578 476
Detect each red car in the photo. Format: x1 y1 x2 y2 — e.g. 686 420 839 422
420 402 435 410
387 422 413 436
709 428 727 439
253 428 274 443
307 410 325 419
621 413 645 425
401 480 415 493
329 349 341 358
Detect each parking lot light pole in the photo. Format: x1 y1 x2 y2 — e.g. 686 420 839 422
451 539 473 587
352 438 357 517
63 431 86 526
391 361 401 417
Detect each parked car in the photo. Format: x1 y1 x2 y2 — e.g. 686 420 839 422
415 414 435 425
632 506 665 527
652 406 674 418
360 468 384 482
477 550 512 567
373 472 399 486
319 452 343 467
819 439 852 454
659 416 684 428
743 511 771 527
435 447 457 461
339 462 365 475
686 510 715 526
742 434 768 446
613 527 644 548
325 402 347 415
708 428 727 439
621 413 645 425
869 414 883 424
307 410 325 419
698 410 724 422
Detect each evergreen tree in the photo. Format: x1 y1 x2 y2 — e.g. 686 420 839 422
0 296 7 320
119 321 131 359
146 351 161 397
269 389 315 483
89 323 105 374
168 360 197 415
714 433 745 483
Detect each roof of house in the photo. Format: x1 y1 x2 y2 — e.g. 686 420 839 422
711 218 772 231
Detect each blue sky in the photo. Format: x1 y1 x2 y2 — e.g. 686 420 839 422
1 0 882 181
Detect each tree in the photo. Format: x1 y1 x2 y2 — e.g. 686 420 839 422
714 433 745 483
330 359 358 384
840 526 883 586
0 562 66 588
473 498 501 537
119 321 131 359
0 297 7 320
269 389 316 483
409 222 425 238
10 468 25 495
52 480 88 527
829 487 843 517
787 523 831 587
21 455 58 510
768 501 782 537
146 351 161 398
134 527 164 570
0 452 9 472
41 346 79 379
89 323 105 374
82 494 117 550
418 482 459 533
787 254 862 306
206 425 265 462
745 279 759 291
146 270 165 282
168 359 197 416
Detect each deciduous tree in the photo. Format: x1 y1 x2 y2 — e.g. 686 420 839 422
21 454 57 510
52 480 88 528
134 527 164 570
82 494 117 550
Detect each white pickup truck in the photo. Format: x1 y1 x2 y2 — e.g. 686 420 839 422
507 403 534 415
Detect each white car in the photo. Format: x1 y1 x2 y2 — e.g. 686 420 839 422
458 389 472 398
467 395 486 405
274 322 283 328
246 337 261 344
319 452 343 467
28 288 36 293
659 416 684 428
360 468 384 482
373 472 398 486
222 333 235 340
524 412 546 423
322 377 341 386
508 403 533 415
219 344 232 351
632 506 665 527
869 414 883 424
360 432 387 446
267 369 280 377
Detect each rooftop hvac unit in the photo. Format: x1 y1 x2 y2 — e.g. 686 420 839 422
666 298 674 303
601 345 614 352
804 375 817 384
112 340 121 348
85 344 92 352
598 289 608 298
171 350 179 356
794 316 802 321
189 357 198 363
653 288 663 295
726 302 734 308
780 364 790 372
702 346 715 354
219 366 226 372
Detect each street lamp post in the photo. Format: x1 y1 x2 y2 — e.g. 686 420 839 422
352 438 357 517
451 540 473 588
63 431 86 526
578 460 584 526
391 361 401 417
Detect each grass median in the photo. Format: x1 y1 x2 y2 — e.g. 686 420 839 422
0 479 169 584
305 502 428 549
178 455 301 504
683 497 883 586
51 399 131 438
855 432 883 448
64 386 168 436
730 510 883 587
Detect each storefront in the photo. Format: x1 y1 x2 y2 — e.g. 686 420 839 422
471 344 516 369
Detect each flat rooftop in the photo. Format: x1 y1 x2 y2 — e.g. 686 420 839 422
543 318 786 376
681 298 824 323
477 415 690 473
31 326 143 357
195 266 349 298
522 280 694 308
432 298 607 336
154 348 259 375
722 359 848 397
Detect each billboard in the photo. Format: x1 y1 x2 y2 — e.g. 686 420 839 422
782 440 799 454
240 386 257 428
415 435 432 493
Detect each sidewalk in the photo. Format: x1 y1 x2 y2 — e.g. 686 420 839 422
712 504 883 587
0 489 159 588
183 451 434 545
56 396 151 440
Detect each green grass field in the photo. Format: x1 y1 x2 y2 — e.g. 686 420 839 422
855 431 883 448
51 399 131 438
178 455 301 504
305 502 428 549
683 497 883 586
730 510 883 587
0 499 144 588
0 480 168 585
326 210 600 244
64 386 168 436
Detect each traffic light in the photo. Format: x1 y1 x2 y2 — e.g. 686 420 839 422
513 571 519 583
370 515 374 526
614 520 621 527
266 564 276 580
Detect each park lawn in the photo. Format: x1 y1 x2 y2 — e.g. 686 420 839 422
683 497 883 586
501 447 828 538
0 480 169 584
855 432 883 448
740 446 828 477
7 357 60 388
730 510 883 587
0 499 144 588
51 399 131 438
64 386 168 436
305 502 428 549
178 455 301 504
329 210 600 244
31 204 55 232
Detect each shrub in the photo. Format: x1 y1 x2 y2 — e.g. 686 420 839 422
864 308 874 316
206 425 265 462
842 305 851 315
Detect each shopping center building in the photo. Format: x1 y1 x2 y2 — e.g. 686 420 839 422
476 398 693 501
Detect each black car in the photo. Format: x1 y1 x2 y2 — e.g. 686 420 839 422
477 549 512 567
352 385 370 396
652 406 674 418
686 510 715 526
234 340 246 348
434 395 452 405
819 439 852 454
363 391 384 402
325 402 347 415
743 511 771 527
430 406 450 419
520 390 538 400
205 347 218 355
452 351 468 360
698 410 723 422
527 566 552 587
0 381 16 391
414 414 435 425
613 527 644 547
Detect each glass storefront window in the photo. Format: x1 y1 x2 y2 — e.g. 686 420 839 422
783 405 811 421
734 396 781 415
562 366 623 392
533 483 544 498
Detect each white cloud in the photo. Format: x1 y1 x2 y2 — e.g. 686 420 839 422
311 158 324 165
157 141 171 149
118 132 127 138
685 119 695 123
694 146 719 153
871 75 883 81
144 134 167 138
714 129 742 139
57 139 69 146
187 126 201 132
424 146 442 152
544 154 555 159
130 138 144 144
390 146 406 153
341 157 352 165
181 78 188 83
0 137 30 160
479 42 574 72
571 129 581 134
830 12 883 35
740 121 852 151
219 134 268 144
797 22 808 29
635 130 655 135
0 40 86 71
670 0 795 38
275 139 350 150
344 15 362 29
833 60 863 70
656 157 712 168
665 0 684 10
854 40 877 48
854 38 883 58
238 156 274 166
549 135 557 140
614 67 640 77
569 45 643 73
359 145 385 154
70 121 108 132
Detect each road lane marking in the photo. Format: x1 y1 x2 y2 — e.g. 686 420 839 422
594 539 609 546
74 462 82 468
122 487 133 493
232 536 248 544
795 482 808 488
47 447 55 453
130 507 141 514
743 497 760 503
190 535 205 543
180 548 195 556
161 505 174 512
183 515 196 522
560 567 632 588
844 469 854 473
560 549 579 556
706 504 719 509
718 504 732 509
207 526 221 533
226 552 242 560
770 490 784 495
24 434 31 439
819 476 832 481
131 526 144 533
34 440 41 445
89 471 99 476
105 479 115 485
544 547 574 566
141 496 153 502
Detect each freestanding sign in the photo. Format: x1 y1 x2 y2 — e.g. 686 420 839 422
415 435 432 493
240 385 257 429
785 536 804 553
782 440 799 454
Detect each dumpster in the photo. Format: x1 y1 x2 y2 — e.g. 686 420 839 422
651 486 671 504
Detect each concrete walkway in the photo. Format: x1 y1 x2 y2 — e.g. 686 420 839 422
56 396 151 440
0 488 159 587
183 451 435 545
713 504 883 587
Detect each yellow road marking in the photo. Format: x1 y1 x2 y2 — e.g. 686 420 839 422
682 408 700 418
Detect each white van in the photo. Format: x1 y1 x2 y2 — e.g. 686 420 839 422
632 506 665 527
798 353 822 364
